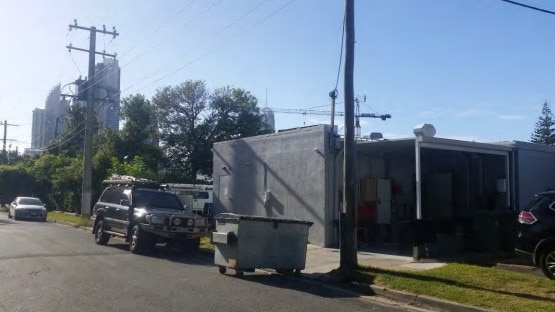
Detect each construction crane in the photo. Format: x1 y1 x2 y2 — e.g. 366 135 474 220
269 106 391 138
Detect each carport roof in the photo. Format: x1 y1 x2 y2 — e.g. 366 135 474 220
357 136 514 156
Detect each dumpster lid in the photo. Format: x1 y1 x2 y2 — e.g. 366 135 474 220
215 213 313 226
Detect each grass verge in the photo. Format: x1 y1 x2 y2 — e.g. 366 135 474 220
47 211 91 228
357 263 555 312
0 205 8 212
200 236 214 251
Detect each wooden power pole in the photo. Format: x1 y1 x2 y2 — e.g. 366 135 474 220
67 20 118 216
340 0 358 271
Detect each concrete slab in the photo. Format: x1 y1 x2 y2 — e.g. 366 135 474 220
304 244 446 274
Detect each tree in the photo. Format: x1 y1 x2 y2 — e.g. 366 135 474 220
54 103 86 157
120 94 163 171
152 80 269 181
531 101 555 145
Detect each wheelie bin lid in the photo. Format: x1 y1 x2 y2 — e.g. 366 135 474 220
215 213 313 226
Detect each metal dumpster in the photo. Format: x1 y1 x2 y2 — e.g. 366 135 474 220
211 213 313 276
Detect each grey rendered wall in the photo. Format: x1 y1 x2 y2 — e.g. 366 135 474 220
516 149 555 210
212 125 334 247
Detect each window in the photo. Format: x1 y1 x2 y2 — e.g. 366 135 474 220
133 189 183 210
99 188 115 204
111 187 128 206
18 198 43 206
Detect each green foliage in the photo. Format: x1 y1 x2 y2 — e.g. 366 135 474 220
0 165 40 205
153 80 270 180
108 156 159 181
530 101 555 145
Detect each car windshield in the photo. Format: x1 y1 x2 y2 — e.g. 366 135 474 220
133 190 183 210
18 198 43 206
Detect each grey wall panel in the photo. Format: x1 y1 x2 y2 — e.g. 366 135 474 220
213 125 333 247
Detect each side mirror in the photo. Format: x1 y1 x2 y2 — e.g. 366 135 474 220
120 199 130 207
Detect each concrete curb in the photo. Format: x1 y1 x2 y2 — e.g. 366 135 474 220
47 219 92 232
350 283 498 312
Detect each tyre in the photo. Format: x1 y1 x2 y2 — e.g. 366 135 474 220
539 247 555 280
218 266 227 274
94 220 110 245
129 225 153 254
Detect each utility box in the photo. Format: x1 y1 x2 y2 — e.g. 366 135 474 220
211 213 313 276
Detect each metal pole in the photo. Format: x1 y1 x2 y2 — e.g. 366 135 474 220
415 137 422 219
340 0 357 271
81 27 96 217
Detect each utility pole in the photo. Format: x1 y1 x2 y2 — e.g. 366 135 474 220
340 0 358 271
0 120 19 164
67 20 118 216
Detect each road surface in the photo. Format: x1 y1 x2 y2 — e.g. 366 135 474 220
0 212 424 312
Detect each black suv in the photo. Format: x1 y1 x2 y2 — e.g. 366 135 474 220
91 177 208 254
515 191 555 279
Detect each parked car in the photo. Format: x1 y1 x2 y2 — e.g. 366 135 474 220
91 176 208 255
515 191 555 279
8 197 48 221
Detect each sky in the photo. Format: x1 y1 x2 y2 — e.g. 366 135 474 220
1 0 555 153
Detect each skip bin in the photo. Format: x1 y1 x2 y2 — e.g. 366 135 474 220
211 213 313 276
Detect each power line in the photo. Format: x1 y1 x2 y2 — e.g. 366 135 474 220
130 0 298 94
334 12 345 92
121 0 196 58
498 0 555 15
73 0 222 103
125 0 272 94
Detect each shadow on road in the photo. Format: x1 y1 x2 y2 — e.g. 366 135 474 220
0 218 15 225
228 272 359 299
102 242 215 267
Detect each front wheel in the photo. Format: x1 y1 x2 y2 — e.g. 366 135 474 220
94 220 110 245
129 225 153 254
539 247 555 280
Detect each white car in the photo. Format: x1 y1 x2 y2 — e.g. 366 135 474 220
8 197 48 222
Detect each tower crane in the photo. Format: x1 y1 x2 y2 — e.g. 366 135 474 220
269 106 391 138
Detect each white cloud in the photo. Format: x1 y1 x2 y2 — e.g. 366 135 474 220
498 114 527 121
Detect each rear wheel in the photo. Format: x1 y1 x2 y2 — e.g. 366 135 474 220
539 247 555 280
94 220 110 245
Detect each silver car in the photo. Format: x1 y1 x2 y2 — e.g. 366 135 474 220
8 197 48 221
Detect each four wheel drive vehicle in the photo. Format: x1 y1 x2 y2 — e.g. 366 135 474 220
8 197 48 221
515 191 555 279
91 177 209 255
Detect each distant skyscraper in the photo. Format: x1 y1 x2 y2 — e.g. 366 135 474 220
261 107 275 132
31 108 45 149
95 58 121 131
30 83 70 150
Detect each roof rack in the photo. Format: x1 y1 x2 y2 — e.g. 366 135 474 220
102 175 161 189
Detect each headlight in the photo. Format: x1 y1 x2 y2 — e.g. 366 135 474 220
186 218 195 227
148 214 166 225
194 218 206 227
173 218 182 226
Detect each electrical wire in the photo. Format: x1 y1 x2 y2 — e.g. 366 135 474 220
334 12 346 93
498 0 555 15
130 0 297 94
69 51 83 76
73 0 223 104
124 0 272 94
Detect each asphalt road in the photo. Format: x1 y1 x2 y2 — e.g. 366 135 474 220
0 212 423 312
